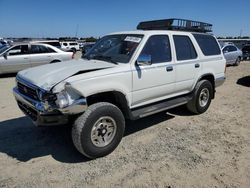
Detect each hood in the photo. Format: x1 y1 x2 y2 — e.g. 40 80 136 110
17 59 115 90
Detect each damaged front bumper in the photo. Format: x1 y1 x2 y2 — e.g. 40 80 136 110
13 87 87 126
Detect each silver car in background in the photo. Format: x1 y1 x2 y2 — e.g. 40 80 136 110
221 43 242 66
0 43 73 74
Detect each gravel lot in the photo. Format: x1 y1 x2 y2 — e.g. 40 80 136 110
0 59 250 188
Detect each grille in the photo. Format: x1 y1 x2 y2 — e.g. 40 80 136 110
17 101 38 121
17 81 39 101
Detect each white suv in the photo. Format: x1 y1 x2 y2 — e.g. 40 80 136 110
13 19 226 159
60 41 80 53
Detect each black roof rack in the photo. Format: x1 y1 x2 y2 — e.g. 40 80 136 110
137 18 212 33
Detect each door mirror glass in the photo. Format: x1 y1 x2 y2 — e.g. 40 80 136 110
3 52 8 59
137 54 152 66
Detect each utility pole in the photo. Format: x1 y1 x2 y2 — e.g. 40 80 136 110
240 29 242 38
75 24 79 38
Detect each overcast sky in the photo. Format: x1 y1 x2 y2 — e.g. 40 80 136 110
0 0 249 38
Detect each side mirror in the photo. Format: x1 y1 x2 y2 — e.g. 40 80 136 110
223 50 228 54
3 52 8 59
136 54 152 66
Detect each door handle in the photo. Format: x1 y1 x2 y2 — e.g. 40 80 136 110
195 63 200 68
166 66 173 72
23 57 28 59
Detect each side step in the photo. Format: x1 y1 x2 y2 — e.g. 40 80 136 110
131 95 192 119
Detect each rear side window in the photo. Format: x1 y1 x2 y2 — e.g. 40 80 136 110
140 35 171 63
173 35 197 61
31 45 50 54
47 47 56 53
193 34 221 56
228 46 237 52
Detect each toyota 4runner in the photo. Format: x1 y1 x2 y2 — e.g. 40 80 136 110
13 19 226 158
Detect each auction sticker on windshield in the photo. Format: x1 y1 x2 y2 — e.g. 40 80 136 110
124 36 142 43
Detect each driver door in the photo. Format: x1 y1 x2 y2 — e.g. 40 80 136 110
0 45 31 73
132 35 175 108
223 46 232 64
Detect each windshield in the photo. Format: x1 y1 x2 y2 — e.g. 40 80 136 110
0 45 10 54
83 34 143 63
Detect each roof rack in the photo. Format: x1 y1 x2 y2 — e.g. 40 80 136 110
137 18 212 33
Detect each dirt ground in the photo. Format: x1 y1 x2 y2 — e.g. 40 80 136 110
0 60 250 188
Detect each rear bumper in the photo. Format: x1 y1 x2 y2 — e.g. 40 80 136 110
13 87 87 126
215 76 226 87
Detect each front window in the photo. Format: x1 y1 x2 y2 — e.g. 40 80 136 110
140 35 171 63
0 45 9 54
8 45 29 56
83 34 143 63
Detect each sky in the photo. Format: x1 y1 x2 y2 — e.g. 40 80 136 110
0 0 249 38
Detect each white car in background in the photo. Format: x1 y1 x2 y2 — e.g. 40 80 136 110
0 43 73 74
60 41 80 53
221 43 242 66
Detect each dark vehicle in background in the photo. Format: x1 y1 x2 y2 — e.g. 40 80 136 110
33 40 62 49
0 41 8 46
221 43 242 66
242 45 250 60
81 43 95 55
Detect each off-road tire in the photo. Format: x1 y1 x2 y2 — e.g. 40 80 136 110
186 80 213 114
72 102 125 159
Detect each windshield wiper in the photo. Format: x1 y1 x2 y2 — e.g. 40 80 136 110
92 55 118 65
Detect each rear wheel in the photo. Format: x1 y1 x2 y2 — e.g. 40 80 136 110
186 80 213 114
72 102 125 159
50 60 61 64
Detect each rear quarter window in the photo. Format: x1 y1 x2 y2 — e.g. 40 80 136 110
193 34 221 56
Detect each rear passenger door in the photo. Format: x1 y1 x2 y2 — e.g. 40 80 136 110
228 45 238 63
173 35 199 94
29 45 54 67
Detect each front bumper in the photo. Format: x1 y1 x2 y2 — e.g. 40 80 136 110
13 87 87 126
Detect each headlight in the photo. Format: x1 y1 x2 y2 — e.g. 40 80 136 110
55 91 69 108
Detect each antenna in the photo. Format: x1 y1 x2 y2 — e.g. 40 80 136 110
75 24 79 38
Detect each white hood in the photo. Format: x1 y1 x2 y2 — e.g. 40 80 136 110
17 59 115 90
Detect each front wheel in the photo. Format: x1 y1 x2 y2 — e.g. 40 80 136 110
72 102 125 159
186 80 213 114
